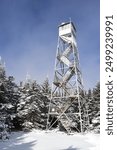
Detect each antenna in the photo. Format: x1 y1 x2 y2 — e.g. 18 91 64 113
69 17 72 23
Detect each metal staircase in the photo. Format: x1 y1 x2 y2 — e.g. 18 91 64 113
59 115 72 133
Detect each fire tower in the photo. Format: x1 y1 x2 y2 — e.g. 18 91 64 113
47 22 88 133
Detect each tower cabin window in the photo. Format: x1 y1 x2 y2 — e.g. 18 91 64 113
60 23 70 30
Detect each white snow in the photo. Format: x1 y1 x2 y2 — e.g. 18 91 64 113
0 130 99 150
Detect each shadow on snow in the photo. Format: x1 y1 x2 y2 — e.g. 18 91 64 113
60 145 80 150
0 131 36 150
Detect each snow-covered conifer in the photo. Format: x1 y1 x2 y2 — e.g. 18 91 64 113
17 80 49 131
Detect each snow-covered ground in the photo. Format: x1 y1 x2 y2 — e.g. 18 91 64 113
0 130 99 150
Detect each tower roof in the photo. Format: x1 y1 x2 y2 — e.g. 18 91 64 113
58 22 76 32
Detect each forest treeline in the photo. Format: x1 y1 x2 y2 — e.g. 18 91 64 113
0 60 100 140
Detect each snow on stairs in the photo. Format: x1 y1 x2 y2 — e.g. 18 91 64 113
59 115 72 134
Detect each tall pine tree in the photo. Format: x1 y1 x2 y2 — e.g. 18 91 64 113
0 58 19 139
41 77 51 97
87 82 100 133
17 79 49 131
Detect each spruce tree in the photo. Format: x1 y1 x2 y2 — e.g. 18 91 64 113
0 58 19 139
41 77 51 97
17 80 49 131
92 82 100 132
87 82 100 133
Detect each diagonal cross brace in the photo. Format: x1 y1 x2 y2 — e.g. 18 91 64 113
48 97 80 130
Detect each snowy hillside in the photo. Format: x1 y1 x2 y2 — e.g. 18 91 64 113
0 130 99 150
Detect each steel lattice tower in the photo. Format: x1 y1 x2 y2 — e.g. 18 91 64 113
47 22 87 133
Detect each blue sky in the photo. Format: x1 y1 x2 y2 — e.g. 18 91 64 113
0 0 99 90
